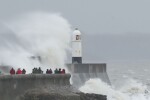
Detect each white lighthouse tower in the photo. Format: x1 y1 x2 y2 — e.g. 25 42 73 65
67 28 111 87
72 28 82 63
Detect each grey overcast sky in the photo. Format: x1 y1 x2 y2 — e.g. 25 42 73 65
1 0 150 34
0 0 150 63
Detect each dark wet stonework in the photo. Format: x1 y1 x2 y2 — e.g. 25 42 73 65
0 74 107 100
20 89 106 100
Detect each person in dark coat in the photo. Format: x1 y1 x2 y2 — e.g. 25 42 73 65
58 68 61 74
46 69 49 74
32 68 35 74
35 68 38 73
49 68 52 74
32 68 36 74
38 67 42 74
10 68 15 75
54 68 58 74
22 69 26 74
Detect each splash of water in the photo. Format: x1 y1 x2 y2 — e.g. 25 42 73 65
0 12 71 73
79 78 150 100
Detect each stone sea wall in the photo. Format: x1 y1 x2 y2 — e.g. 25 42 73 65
0 74 70 100
0 74 107 100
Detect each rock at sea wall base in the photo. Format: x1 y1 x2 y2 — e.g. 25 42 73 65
20 89 107 100
77 92 107 100
20 89 80 100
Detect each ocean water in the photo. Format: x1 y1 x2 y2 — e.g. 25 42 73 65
107 62 150 88
79 61 150 100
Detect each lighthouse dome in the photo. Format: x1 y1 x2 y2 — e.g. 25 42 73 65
73 28 81 35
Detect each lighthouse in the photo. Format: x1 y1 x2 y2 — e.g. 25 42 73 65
72 28 82 63
67 28 110 88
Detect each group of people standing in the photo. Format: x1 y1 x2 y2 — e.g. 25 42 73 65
54 68 65 74
8 67 66 75
10 68 26 75
46 69 53 74
32 68 66 74
32 67 43 74
46 68 66 74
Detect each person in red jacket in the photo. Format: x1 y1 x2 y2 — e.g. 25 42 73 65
16 68 22 74
61 69 65 74
10 68 15 75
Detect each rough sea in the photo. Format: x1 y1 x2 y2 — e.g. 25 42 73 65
79 61 150 100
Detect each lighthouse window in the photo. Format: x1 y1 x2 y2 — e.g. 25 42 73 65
76 35 80 40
